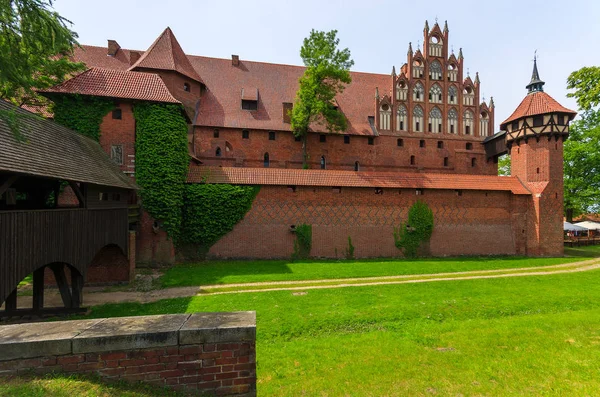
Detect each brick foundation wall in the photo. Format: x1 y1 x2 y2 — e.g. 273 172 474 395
207 185 526 259
0 312 256 396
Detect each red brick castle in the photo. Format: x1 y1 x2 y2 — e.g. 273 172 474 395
40 21 576 260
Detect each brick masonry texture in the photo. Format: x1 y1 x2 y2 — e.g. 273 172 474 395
0 312 256 396
208 185 529 259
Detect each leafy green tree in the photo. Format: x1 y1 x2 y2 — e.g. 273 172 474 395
564 66 600 221
0 0 84 107
498 154 511 176
291 30 354 168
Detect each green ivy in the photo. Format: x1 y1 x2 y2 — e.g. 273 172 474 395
179 184 259 258
292 223 312 260
345 236 355 260
394 201 434 258
51 95 114 141
134 102 189 240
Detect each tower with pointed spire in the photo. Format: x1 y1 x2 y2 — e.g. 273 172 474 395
501 58 576 256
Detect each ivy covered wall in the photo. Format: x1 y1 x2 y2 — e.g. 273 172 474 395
51 95 114 141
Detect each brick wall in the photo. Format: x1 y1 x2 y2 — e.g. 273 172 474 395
208 185 526 259
0 312 256 396
194 126 498 175
98 102 136 177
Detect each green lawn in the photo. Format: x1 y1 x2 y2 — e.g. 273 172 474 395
0 373 182 397
79 265 600 395
160 247 597 287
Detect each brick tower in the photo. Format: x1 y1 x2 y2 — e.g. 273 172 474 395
500 57 576 256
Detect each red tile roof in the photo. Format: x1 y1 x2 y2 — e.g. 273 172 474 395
500 91 576 129
21 104 53 118
73 43 387 136
128 27 203 84
41 67 180 103
187 167 531 195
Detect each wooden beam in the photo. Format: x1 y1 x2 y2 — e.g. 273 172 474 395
0 175 19 197
49 263 72 308
32 267 45 310
68 181 85 208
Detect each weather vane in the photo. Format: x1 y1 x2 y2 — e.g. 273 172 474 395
435 16 438 23
451 45 454 54
467 67 470 77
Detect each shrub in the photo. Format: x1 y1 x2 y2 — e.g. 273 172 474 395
292 224 312 260
394 201 434 258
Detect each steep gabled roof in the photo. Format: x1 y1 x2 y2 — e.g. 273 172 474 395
500 91 576 129
187 167 531 195
0 100 136 189
40 67 180 104
128 27 203 83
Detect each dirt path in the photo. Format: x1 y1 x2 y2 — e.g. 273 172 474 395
16 258 600 308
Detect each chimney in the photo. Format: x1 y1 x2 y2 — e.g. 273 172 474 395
107 40 121 56
129 51 141 66
232 54 239 67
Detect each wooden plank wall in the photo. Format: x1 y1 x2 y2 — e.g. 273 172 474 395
0 208 128 306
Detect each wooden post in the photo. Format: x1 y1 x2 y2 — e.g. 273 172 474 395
4 289 17 312
49 263 72 308
32 267 45 310
71 270 83 308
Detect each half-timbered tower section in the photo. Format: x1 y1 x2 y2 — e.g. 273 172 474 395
0 101 136 317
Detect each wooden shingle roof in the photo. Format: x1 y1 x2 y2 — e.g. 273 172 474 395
0 100 136 189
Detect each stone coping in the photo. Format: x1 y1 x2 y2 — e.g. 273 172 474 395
0 311 256 361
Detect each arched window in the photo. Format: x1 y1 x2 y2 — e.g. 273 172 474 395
413 82 424 102
263 152 270 168
463 110 474 135
463 86 474 106
413 106 424 132
429 36 443 57
412 59 424 79
429 60 442 80
354 161 359 171
428 107 443 133
448 86 458 104
396 105 407 131
448 108 458 134
429 84 442 103
447 64 458 82
480 112 489 137
396 80 408 101
410 155 415 165
215 147 222 157
183 82 191 92
320 156 326 169
379 103 391 130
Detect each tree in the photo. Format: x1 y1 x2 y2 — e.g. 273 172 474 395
564 66 600 221
497 154 511 176
0 0 84 107
291 30 354 168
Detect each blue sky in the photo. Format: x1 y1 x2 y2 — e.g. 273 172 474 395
54 0 599 127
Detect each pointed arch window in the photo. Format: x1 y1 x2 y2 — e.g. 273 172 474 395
429 36 443 57
429 60 442 80
463 110 474 135
463 86 474 106
480 112 489 137
320 156 326 169
448 86 458 104
354 161 360 171
263 152 270 168
413 82 424 102
429 84 442 103
413 106 424 132
215 147 222 157
379 103 391 130
448 108 458 134
396 105 407 131
447 64 458 82
412 59 424 79
396 80 408 101
429 107 443 133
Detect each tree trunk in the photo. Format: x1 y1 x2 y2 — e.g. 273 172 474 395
302 134 308 169
566 208 574 223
